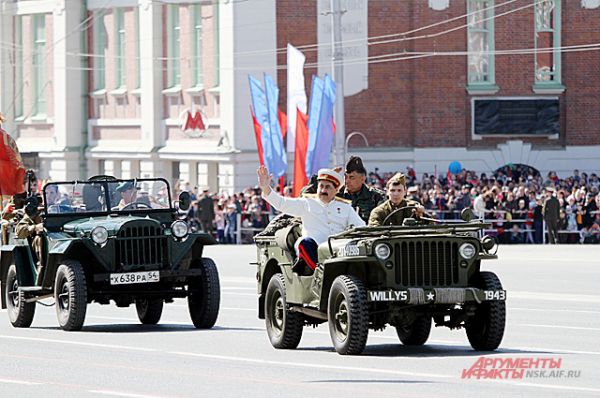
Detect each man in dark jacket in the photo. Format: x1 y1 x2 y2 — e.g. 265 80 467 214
198 188 215 234
543 186 560 244
340 156 385 223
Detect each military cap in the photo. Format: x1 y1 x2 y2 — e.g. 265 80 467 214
545 186 556 193
387 172 406 187
317 168 343 189
115 181 138 192
345 155 367 175
407 185 418 193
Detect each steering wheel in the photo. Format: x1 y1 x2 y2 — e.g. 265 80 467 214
120 202 152 211
382 205 420 226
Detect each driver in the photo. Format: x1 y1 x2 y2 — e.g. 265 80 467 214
113 181 139 210
369 173 426 226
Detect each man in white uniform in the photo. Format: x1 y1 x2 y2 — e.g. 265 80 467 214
257 165 365 275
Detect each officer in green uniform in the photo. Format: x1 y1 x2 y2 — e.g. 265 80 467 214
369 173 427 227
340 156 385 223
16 199 44 282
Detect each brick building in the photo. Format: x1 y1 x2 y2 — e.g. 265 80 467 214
1 0 599 191
276 0 600 177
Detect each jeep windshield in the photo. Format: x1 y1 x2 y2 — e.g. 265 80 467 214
43 178 173 215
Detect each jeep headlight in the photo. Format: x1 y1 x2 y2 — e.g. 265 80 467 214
374 243 391 260
91 226 108 245
459 243 476 259
171 220 189 239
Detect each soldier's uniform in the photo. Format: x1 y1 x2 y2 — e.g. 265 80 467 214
16 212 43 265
368 172 430 227
369 198 421 227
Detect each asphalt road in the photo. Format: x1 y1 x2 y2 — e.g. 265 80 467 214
0 245 598 398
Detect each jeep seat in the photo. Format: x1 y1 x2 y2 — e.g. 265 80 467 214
274 223 302 255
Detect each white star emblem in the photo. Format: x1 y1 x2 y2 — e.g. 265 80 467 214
426 292 435 301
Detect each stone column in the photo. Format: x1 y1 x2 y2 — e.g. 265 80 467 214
0 4 15 134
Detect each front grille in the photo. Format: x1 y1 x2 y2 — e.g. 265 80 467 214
115 225 166 268
394 240 459 287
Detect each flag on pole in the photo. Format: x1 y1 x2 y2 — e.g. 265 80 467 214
305 75 325 177
286 44 307 153
278 109 287 140
250 106 264 166
0 127 26 197
293 108 309 197
248 75 273 172
310 74 336 174
264 74 287 178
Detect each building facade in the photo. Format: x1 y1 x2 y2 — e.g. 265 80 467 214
0 0 277 192
1 0 600 192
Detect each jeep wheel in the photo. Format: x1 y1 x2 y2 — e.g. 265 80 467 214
188 258 220 329
6 264 36 328
135 298 163 325
396 316 432 345
466 271 506 351
327 275 369 355
265 274 303 349
54 260 87 331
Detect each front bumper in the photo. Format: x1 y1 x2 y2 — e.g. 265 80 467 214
367 287 506 304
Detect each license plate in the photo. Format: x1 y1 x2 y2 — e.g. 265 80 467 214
110 271 160 285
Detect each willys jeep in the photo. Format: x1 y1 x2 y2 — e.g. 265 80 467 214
0 176 220 331
254 210 505 355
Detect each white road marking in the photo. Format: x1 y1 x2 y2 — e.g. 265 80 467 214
0 378 43 386
500 381 600 394
89 390 168 398
222 292 256 297
509 291 600 304
519 323 600 332
167 351 453 379
0 335 158 352
512 307 600 315
221 287 256 291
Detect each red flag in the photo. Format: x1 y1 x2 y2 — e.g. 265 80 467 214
0 128 26 197
278 108 287 140
250 107 264 166
293 108 309 197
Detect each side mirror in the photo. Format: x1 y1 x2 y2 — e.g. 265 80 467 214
178 191 191 211
461 208 474 222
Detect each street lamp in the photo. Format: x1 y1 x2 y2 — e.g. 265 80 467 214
344 131 369 165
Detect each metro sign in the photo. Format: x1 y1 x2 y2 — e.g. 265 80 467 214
180 109 207 138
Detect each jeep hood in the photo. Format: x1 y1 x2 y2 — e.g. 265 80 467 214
62 216 161 235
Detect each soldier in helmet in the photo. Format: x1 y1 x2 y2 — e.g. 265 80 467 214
340 156 385 223
369 173 427 227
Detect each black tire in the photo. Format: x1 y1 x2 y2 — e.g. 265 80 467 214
327 275 369 355
466 271 506 351
265 274 303 349
396 315 432 346
135 298 164 325
54 260 87 331
188 258 220 329
5 264 36 328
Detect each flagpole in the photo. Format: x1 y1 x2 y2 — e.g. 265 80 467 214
330 0 346 167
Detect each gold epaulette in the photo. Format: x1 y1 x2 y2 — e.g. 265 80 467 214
334 196 352 204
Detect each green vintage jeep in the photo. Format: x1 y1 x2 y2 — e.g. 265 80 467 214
254 211 505 355
0 177 220 331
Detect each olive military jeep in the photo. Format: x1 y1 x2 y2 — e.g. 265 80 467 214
254 211 505 355
0 177 220 331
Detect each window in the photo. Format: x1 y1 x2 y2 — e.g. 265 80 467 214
32 15 46 117
167 5 181 88
14 16 23 118
217 163 233 195
93 11 106 90
135 7 140 89
115 8 126 88
197 163 208 189
192 4 203 87
472 98 559 136
534 0 563 88
467 1 497 91
213 2 220 87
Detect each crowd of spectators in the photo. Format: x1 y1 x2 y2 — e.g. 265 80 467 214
179 165 600 244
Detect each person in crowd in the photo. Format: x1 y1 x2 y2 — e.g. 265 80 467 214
543 186 561 244
198 188 215 235
224 204 238 244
